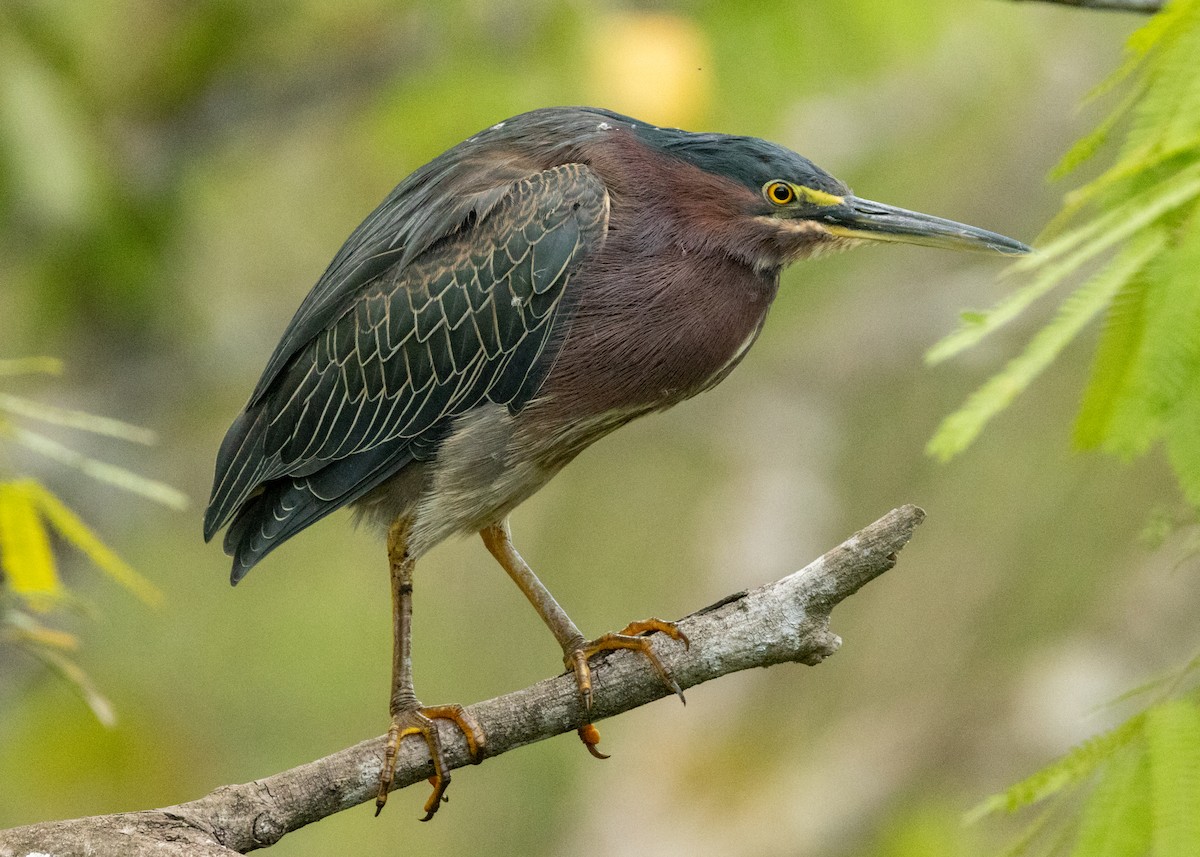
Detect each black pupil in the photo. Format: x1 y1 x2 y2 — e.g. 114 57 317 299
772 184 790 202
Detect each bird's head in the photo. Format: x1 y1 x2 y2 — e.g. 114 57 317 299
625 121 1032 269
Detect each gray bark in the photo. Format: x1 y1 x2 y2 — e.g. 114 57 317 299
0 505 925 856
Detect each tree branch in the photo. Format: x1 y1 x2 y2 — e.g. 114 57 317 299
0 505 926 856
1009 0 1163 12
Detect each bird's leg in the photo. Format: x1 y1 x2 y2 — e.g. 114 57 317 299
479 520 689 733
376 519 484 821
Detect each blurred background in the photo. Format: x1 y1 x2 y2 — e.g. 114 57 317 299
1 1 1195 854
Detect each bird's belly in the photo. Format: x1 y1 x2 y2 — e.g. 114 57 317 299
402 401 634 557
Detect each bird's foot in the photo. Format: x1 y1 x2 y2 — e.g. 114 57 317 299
375 703 485 821
566 617 690 711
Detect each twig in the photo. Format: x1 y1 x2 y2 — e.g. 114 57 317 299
1009 0 1163 12
0 505 926 857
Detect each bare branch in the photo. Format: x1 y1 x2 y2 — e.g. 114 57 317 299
1009 0 1163 12
0 505 926 856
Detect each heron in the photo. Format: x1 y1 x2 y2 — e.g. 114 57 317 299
204 106 1029 820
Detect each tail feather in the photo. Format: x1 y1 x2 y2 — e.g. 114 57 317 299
204 409 269 542
222 441 418 584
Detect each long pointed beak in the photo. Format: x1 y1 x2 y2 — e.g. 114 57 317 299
819 195 1031 255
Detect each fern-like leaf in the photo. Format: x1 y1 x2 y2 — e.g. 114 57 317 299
0 393 158 444
1165 387 1200 522
1051 82 1146 181
1044 137 1200 238
27 481 163 606
926 166 1200 367
967 714 1146 822
1020 160 1200 274
0 480 61 605
1 607 79 651
928 232 1163 460
1073 273 1149 450
11 426 188 509
1069 747 1151 857
20 639 116 727
0 357 63 377
1145 699 1200 857
1124 0 1200 158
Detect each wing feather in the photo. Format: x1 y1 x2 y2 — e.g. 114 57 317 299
204 163 609 574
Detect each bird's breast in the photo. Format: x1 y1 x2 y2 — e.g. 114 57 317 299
538 245 779 420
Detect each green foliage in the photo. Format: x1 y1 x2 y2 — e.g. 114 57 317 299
0 357 181 724
926 0 1200 513
976 695 1200 857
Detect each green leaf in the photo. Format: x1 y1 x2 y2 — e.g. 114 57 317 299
967 714 1146 822
26 481 163 606
0 393 159 444
1 607 79 651
0 479 61 605
0 357 63 377
1073 273 1150 451
20 640 116 727
1045 138 1200 238
926 166 1200 367
1123 0 1200 159
1069 747 1151 857
11 426 189 510
1095 213 1200 461
1019 160 1200 274
1051 82 1145 181
1165 386 1200 514
1145 699 1200 857
928 233 1164 461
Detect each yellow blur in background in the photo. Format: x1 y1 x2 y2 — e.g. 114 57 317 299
586 12 712 128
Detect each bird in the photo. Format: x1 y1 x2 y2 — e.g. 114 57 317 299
203 106 1029 820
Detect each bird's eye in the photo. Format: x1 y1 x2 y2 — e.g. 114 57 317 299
765 182 795 206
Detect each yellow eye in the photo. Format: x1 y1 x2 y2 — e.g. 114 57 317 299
765 181 795 206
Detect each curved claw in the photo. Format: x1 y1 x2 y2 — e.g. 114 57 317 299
566 617 689 711
577 723 610 760
375 703 486 821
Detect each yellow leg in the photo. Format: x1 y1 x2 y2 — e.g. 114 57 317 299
376 519 485 820
480 519 690 752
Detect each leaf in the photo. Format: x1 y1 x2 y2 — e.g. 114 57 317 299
26 481 163 606
967 714 1146 822
1019 159 1200 274
1165 386 1200 514
1069 747 1151 857
1099 648 1200 711
1085 0 1187 104
1132 217 1200 417
1145 699 1200 857
0 480 61 605
1045 138 1200 238
928 232 1164 461
2 607 79 651
1123 0 1200 159
0 357 63 377
11 426 189 510
995 802 1072 857
20 641 116 727
1073 273 1149 451
1094 213 1200 460
1051 82 1146 181
0 393 158 444
926 166 1200 367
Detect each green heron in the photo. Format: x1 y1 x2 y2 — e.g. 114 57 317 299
204 106 1028 820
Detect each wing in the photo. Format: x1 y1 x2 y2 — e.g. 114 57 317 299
246 145 539 409
204 163 609 579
